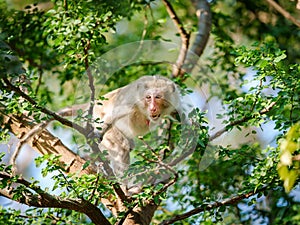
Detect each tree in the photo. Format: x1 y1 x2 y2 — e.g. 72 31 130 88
0 0 299 224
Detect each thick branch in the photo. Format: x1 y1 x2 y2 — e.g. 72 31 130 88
160 186 268 225
10 120 49 173
122 203 158 225
162 0 211 77
0 112 96 175
0 112 131 217
162 0 190 77
188 0 211 61
0 172 111 225
2 79 119 176
265 0 300 28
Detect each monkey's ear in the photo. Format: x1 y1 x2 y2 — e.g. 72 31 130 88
137 82 149 90
167 82 176 92
144 83 149 90
136 83 149 92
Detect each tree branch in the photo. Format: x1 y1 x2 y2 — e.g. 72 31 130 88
120 203 158 225
82 39 95 133
0 111 131 217
162 0 190 77
2 78 87 135
185 0 211 71
163 0 212 77
265 0 300 28
9 120 49 174
160 186 268 225
0 172 111 225
209 101 277 141
2 78 116 175
1 78 135 209
0 112 96 175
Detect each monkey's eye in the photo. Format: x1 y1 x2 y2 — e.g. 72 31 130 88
155 95 162 99
146 95 151 100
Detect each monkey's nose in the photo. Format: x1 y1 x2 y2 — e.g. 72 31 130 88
150 108 157 113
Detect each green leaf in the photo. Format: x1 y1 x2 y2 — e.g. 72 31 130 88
82 161 90 170
79 25 89 33
274 53 287 63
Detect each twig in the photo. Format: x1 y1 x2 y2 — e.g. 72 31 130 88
265 0 300 28
9 120 49 174
138 136 178 189
167 145 195 167
2 78 87 135
162 0 190 77
148 157 178 178
35 68 43 94
125 167 158 181
0 212 60 222
152 170 178 197
82 39 96 134
137 136 178 174
138 136 158 157
89 173 101 202
209 101 277 141
64 0 68 10
289 87 295 121
168 121 201 167
249 79 263 113
160 185 268 225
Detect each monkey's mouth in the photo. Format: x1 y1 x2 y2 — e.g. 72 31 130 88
150 114 161 120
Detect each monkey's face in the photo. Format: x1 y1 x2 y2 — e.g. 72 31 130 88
143 88 171 122
135 76 179 123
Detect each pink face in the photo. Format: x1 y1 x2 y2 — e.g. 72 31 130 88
144 89 169 121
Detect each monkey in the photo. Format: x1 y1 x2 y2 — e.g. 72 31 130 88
58 75 183 180
95 75 182 138
92 75 182 178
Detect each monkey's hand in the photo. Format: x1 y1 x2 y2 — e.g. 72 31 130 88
87 122 112 142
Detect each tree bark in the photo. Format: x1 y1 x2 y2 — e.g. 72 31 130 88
0 112 95 175
122 203 158 225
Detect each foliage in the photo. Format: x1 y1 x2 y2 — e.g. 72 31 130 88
278 123 300 193
0 0 299 224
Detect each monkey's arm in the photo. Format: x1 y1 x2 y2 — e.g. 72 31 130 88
57 103 89 117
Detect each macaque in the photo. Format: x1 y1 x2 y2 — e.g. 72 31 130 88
63 75 182 178
96 75 181 138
